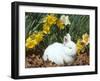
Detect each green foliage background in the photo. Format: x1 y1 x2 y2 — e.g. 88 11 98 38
25 12 89 50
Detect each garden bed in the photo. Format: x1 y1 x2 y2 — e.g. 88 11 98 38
25 50 89 68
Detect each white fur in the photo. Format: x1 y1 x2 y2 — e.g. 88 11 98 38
42 33 77 65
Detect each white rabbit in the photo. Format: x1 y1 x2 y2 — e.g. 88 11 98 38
42 33 77 65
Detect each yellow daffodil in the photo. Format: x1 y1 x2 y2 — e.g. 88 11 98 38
43 23 50 34
31 33 36 38
56 20 64 30
34 31 44 43
82 33 89 45
43 15 57 25
26 37 32 42
76 39 86 55
25 39 37 48
76 33 89 55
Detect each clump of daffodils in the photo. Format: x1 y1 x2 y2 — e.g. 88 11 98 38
43 14 71 31
26 14 71 49
42 14 57 34
25 31 44 48
76 33 89 55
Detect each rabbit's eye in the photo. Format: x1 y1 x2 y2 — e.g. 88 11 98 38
65 38 67 42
